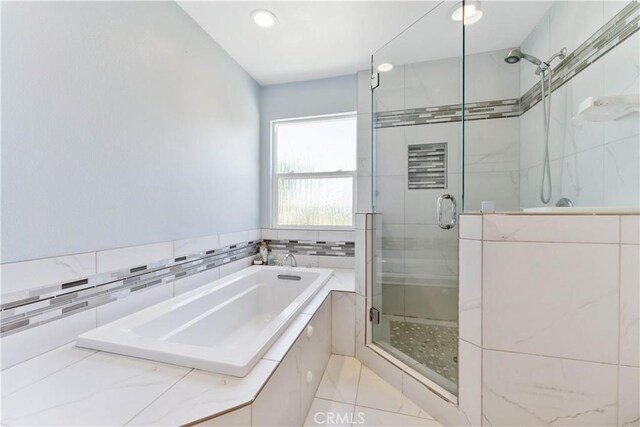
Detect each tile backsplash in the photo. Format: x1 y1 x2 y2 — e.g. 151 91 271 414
0 227 355 367
262 229 356 269
1 234 262 337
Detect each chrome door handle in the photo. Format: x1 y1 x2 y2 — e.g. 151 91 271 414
437 194 457 230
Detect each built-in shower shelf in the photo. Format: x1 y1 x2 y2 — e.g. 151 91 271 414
576 94 640 122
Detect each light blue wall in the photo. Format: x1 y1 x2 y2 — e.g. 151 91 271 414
1 2 261 262
259 75 358 227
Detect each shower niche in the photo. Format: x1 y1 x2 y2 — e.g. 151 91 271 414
407 143 448 190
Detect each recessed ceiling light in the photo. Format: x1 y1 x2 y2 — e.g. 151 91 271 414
451 1 483 25
251 9 276 28
377 63 394 72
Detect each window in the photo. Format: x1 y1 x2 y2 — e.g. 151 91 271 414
272 113 357 228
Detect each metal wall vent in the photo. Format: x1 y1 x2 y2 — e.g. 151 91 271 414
408 143 447 190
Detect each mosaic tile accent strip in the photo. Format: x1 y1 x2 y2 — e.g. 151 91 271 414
375 99 520 128
408 143 447 190
0 240 261 337
521 0 639 114
374 0 639 128
266 239 355 257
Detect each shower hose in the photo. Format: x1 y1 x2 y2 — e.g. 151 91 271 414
539 67 552 204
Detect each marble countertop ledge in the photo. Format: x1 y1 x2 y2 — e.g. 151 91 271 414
1 269 355 427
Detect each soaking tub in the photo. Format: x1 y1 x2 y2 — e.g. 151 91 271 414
76 266 333 376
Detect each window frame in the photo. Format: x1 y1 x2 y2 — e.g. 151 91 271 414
270 112 357 230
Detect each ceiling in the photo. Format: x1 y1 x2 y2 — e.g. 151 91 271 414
178 1 552 86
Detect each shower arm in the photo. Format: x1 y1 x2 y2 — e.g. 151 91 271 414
547 48 567 64
536 48 568 75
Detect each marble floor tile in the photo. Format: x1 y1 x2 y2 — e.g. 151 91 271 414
307 355 440 426
303 398 355 427
354 406 442 427
316 355 362 404
355 366 425 418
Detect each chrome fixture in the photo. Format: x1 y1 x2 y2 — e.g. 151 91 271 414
505 47 567 204
556 197 574 207
437 194 458 229
504 48 542 66
283 253 297 267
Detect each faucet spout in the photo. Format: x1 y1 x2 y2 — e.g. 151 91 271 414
283 253 297 267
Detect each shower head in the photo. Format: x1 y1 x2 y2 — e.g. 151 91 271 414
504 48 522 64
504 48 542 66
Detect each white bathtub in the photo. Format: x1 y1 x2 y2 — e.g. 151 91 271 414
76 266 333 376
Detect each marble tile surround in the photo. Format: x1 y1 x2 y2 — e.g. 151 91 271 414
262 228 356 270
459 213 639 426
2 271 356 426
458 239 481 347
483 240 619 364
356 212 639 427
332 292 356 357
483 349 618 426
1 252 97 296
2 228 353 370
1 227 355 351
0 232 263 339
1 229 262 303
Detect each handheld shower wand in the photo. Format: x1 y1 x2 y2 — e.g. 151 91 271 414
504 47 566 204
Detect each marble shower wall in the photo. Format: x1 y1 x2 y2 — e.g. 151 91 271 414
519 0 640 208
358 49 520 314
464 50 521 212
459 213 639 426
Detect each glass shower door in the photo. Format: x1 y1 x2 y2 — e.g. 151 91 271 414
369 2 463 397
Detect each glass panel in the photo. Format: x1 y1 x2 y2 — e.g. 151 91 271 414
462 1 640 212
276 116 356 173
277 177 353 226
370 1 463 397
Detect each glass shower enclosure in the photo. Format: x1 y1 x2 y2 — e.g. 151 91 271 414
370 2 463 397
367 0 640 402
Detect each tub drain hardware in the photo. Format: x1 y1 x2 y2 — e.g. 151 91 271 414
277 274 302 281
